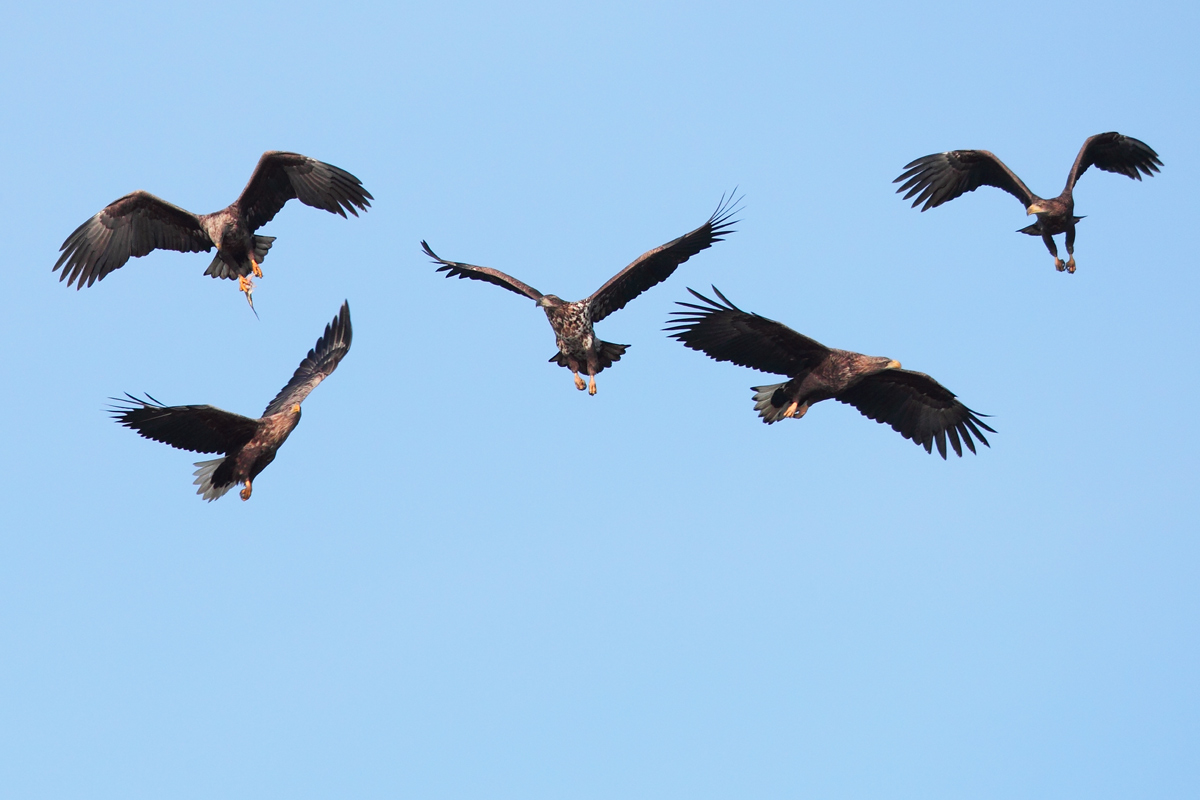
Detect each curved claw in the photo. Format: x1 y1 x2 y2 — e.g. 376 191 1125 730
1065 257 1077 274
573 373 586 391
1054 258 1066 272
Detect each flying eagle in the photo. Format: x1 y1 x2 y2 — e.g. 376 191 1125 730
55 152 372 310
420 192 739 395
110 301 352 501
666 288 992 458
894 132 1161 273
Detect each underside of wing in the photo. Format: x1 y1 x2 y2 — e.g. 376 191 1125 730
420 240 545 300
895 150 1036 211
1067 132 1162 190
54 191 212 288
665 287 831 377
587 191 741 323
238 151 373 231
262 301 353 416
110 393 259 454
834 368 994 458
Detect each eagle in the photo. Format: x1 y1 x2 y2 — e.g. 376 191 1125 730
110 301 352 501
55 152 372 311
894 132 1161 273
420 192 739 395
666 288 993 458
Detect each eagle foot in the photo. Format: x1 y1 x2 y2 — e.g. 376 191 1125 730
1054 258 1066 272
573 373 586 391
1065 257 1076 274
588 376 597 396
240 480 253 501
251 259 263 278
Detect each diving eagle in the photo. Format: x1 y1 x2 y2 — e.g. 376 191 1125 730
666 288 992 458
110 301 352 501
56 152 372 310
420 192 739 395
894 132 1161 273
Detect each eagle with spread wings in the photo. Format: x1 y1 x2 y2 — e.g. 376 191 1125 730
894 132 1160 273
420 192 739 395
55 152 372 311
110 301 352 501
666 288 992 458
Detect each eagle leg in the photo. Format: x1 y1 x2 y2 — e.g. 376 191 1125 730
251 257 263 279
588 375 597 396
573 372 586 391
783 401 808 419
1065 256 1076 274
239 480 253 501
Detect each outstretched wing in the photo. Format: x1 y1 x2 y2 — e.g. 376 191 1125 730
587 192 740 323
895 150 1037 211
834 369 994 459
1066 132 1162 191
420 240 545 301
237 151 373 231
665 287 831 377
54 191 212 288
262 301 353 416
110 393 258 454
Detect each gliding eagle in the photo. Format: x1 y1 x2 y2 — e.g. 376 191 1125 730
420 192 739 395
666 288 992 458
894 132 1160 273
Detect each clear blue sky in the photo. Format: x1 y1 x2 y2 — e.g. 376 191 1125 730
1 1 1197 797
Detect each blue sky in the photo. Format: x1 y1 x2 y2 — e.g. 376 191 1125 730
1 1 1197 797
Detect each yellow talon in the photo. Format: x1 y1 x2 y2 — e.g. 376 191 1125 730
588 376 597 396
783 400 799 418
239 480 253 501
251 258 263 278
573 373 586 391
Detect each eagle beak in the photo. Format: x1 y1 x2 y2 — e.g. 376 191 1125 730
887 360 902 369
292 403 301 414
1026 203 1046 216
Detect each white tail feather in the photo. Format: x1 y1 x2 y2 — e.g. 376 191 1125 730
193 457 234 501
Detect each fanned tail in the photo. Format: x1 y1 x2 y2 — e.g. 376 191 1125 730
548 341 629 375
751 382 798 424
193 457 235 502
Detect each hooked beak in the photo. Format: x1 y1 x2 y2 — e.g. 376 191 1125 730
1026 203 1047 216
887 360 902 369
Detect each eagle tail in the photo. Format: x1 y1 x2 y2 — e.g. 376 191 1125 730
1015 223 1041 236
751 383 794 424
547 341 629 375
193 457 235 502
203 237 275 280
253 235 276 262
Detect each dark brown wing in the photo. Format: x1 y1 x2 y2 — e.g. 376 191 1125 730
262 301 353 416
895 150 1037 210
834 369 993 459
1065 132 1162 191
110 393 259 454
587 192 740 323
54 191 212 288
420 240 545 301
665 287 831 377
237 151 373 231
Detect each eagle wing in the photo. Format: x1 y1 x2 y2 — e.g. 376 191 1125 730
54 191 212 288
895 150 1037 210
665 287 831 377
110 393 259 454
834 368 993 458
262 301 353 416
420 240 545 301
237 151 373 231
1065 132 1162 191
587 192 740 323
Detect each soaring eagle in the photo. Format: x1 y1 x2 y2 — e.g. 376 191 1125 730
110 301 352 501
420 193 739 395
894 132 1161 273
666 288 992 458
55 152 372 310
